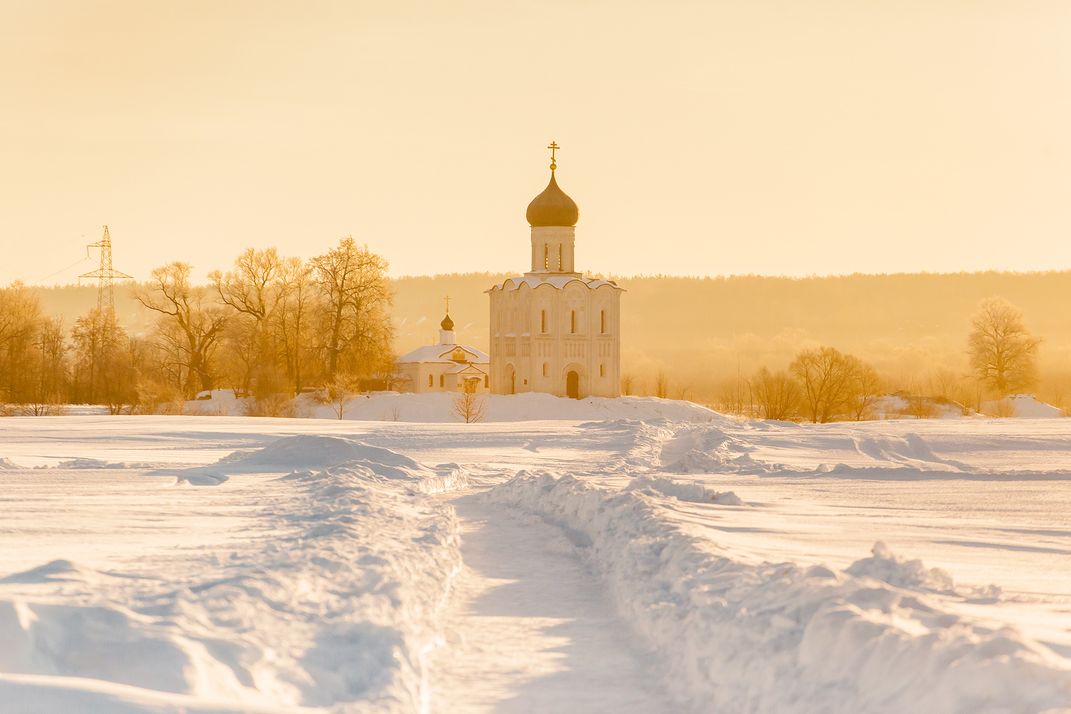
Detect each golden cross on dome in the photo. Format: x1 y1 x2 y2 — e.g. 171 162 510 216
444 295 450 314
547 140 560 171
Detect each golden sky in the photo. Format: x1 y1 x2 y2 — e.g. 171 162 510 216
2 1 1070 285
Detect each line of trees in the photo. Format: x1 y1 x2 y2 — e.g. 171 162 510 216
714 296 1046 422
0 238 394 415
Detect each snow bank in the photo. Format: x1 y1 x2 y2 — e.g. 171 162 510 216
0 559 100 585
657 423 783 474
846 542 1001 601
850 433 969 472
0 457 22 470
56 458 124 470
185 391 722 423
155 435 472 492
486 473 1071 713
626 475 744 505
0 445 465 712
221 434 429 476
983 394 1067 419
873 395 971 420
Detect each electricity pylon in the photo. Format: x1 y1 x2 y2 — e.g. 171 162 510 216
79 225 133 312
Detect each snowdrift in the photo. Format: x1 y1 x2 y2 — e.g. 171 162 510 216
983 394 1067 419
186 390 722 423
0 441 466 712
487 473 1071 713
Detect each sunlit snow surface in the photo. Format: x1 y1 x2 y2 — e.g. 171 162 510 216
0 403 1070 712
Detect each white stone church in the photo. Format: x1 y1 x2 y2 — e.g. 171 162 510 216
487 146 622 398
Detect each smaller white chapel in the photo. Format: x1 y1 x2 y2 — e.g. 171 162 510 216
487 143 623 399
396 309 490 393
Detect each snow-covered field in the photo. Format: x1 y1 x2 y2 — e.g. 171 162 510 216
1 397 1070 712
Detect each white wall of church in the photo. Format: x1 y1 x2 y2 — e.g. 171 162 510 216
488 280 621 398
397 362 489 394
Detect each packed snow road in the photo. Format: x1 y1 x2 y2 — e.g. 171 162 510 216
0 408 1070 712
429 495 670 713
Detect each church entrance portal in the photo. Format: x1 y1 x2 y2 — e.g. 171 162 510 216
566 370 580 399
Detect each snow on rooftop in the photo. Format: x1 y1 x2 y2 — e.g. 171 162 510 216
395 343 489 364
486 274 621 292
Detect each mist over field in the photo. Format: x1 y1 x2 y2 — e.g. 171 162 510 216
29 270 1071 407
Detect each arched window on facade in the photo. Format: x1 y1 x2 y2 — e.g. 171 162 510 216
543 244 549 270
542 363 548 377
484 375 489 387
428 374 433 387
540 309 546 333
570 310 576 334
600 363 605 377
600 309 606 334
558 244 563 271
439 374 445 388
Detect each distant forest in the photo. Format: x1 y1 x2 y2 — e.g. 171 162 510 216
28 270 1071 408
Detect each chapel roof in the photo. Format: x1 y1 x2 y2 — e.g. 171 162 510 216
396 344 490 365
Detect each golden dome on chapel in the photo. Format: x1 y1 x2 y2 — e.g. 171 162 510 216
525 172 579 227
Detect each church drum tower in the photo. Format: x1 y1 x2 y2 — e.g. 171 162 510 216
487 143 623 399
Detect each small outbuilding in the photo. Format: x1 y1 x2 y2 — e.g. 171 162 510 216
395 312 490 393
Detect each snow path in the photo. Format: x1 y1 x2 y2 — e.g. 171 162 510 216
429 493 673 713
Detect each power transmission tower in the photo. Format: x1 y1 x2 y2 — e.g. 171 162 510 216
79 225 133 312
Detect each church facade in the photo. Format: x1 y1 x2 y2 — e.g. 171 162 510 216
487 145 622 399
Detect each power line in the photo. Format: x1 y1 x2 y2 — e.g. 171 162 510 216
30 255 94 285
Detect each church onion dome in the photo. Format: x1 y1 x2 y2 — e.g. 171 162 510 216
526 173 579 227
441 313 454 331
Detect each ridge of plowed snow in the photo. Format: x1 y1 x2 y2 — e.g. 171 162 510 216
0 460 464 712
846 542 1002 601
625 475 745 505
486 473 1071 713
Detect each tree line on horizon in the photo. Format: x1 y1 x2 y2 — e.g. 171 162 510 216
694 297 1045 421
0 238 394 415
1 265 1064 420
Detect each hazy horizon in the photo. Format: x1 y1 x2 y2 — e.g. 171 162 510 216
4 1 1071 285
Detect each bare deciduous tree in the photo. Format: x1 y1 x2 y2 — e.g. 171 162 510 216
276 257 315 394
137 262 228 398
847 359 883 421
716 375 753 417
0 283 45 404
318 376 361 420
311 237 393 383
968 297 1041 397
750 367 800 421
453 390 486 423
70 307 131 409
790 346 878 423
790 347 854 423
655 371 669 399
